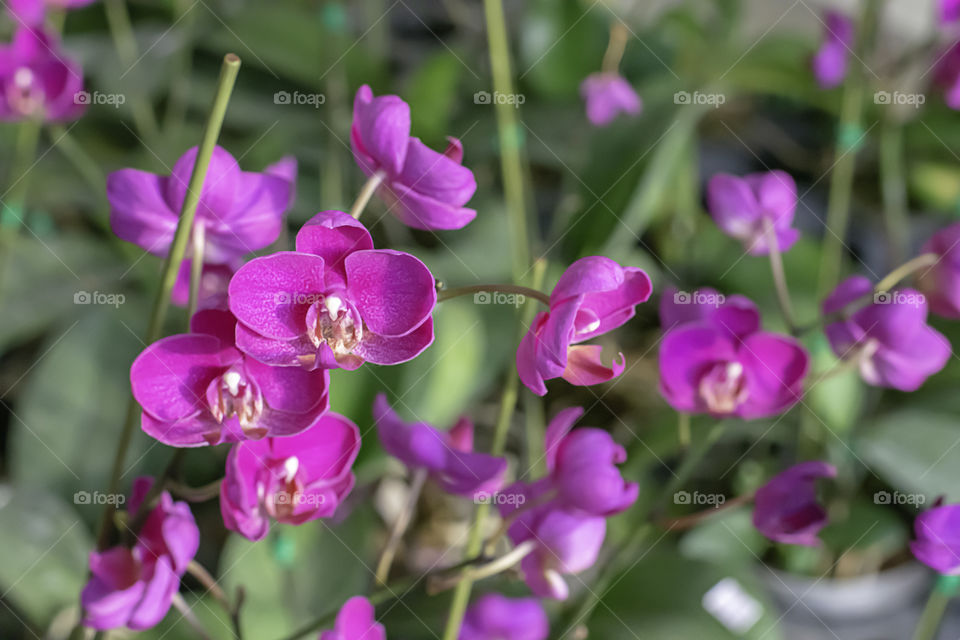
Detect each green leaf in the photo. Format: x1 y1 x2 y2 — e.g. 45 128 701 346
219 506 378 639
857 410 960 500
9 311 152 516
0 486 91 627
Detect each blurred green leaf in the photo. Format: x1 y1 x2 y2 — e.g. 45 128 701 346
857 410 960 500
219 506 378 639
9 311 151 515
0 487 90 627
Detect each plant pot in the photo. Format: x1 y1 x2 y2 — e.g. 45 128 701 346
758 561 943 639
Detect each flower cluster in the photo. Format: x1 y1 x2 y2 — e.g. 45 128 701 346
81 478 199 630
498 407 637 600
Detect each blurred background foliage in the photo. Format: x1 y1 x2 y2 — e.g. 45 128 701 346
2 0 960 637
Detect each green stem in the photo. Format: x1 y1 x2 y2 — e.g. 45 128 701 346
374 467 428 586
484 0 529 282
880 118 910 266
764 218 797 333
911 574 960 640
187 221 205 318
429 540 537 594
349 171 384 219
167 478 223 502
817 0 879 296
2 117 43 227
600 22 628 73
875 253 938 294
677 412 691 448
437 283 550 306
95 54 241 550
103 0 161 145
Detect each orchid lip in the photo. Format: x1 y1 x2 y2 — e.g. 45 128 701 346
699 360 749 414
8 66 45 116
208 366 264 432
306 294 363 358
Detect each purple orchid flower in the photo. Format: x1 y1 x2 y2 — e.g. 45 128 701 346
942 0 960 25
935 42 960 109
460 593 549 640
228 210 436 370
351 84 477 230
911 500 960 574
498 480 606 600
517 256 652 396
579 72 642 127
706 170 799 255
130 309 330 447
221 412 360 541
542 406 637 517
823 276 951 391
0 26 84 122
752 461 836 546
318 596 386 640
659 289 809 418
7 0 96 25
919 222 960 319
81 477 199 630
812 11 854 89
373 394 507 498
109 146 295 266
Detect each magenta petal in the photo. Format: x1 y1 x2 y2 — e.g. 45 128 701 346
869 325 951 392
561 344 625 387
381 181 478 231
544 406 584 471
461 594 550 640
351 84 410 177
228 252 326 340
244 357 328 414
295 210 374 286
333 596 386 640
373 394 448 470
658 324 738 413
822 275 872 314
517 319 549 396
107 169 177 256
753 461 836 546
235 323 318 368
127 556 178 630
165 146 239 226
396 136 477 207
130 334 227 423
345 249 436 337
738 332 809 419
749 170 797 229
353 318 434 365
550 256 625 304
140 413 222 448
707 173 760 240
209 169 292 258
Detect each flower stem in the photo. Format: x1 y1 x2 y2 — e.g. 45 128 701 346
103 0 162 145
601 21 629 73
816 0 880 296
428 540 537 594
167 478 222 502
763 218 797 333
436 283 550 306
187 222 205 318
677 412 691 448
483 0 529 283
374 467 428 586
96 53 241 550
880 118 910 265
656 493 754 531
911 574 960 640
171 593 213 640
349 171 384 219
875 252 938 293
